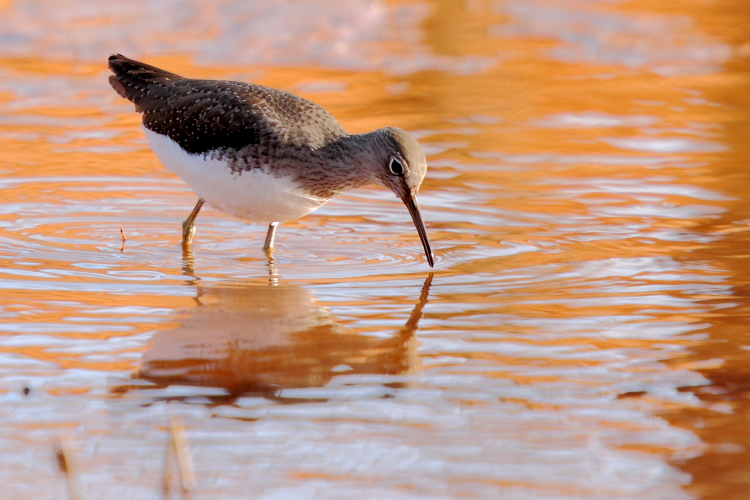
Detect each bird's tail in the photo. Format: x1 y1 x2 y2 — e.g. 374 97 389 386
108 54 182 108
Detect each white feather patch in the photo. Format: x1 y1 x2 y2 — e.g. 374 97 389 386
144 127 328 222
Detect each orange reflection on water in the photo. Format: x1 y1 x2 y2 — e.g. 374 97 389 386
124 274 430 401
0 0 749 498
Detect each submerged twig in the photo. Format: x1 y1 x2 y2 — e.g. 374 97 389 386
58 434 82 500
165 417 196 492
120 228 127 252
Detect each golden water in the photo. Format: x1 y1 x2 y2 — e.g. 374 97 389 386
1 0 750 498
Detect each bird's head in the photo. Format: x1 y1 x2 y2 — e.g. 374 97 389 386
371 127 434 267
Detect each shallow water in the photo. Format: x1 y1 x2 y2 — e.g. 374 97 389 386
1 0 750 498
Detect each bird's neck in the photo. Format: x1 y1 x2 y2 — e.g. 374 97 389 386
301 131 387 198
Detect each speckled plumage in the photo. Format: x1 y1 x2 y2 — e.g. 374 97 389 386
109 54 347 155
108 54 435 266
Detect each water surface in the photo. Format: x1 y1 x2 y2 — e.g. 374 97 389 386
1 0 750 498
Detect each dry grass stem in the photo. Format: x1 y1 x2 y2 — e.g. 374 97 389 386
170 417 196 491
58 434 82 500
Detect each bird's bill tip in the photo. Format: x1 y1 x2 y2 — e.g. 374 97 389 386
403 194 434 267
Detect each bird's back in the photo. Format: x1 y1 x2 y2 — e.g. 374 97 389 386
108 54 348 156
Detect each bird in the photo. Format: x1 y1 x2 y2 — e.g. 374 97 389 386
107 54 434 267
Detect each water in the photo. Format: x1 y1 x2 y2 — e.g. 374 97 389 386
1 0 750 498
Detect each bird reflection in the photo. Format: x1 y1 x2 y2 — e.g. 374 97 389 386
120 254 433 404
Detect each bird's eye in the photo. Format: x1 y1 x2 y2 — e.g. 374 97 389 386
389 158 404 176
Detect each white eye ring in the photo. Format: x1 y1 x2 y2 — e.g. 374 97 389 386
389 157 404 176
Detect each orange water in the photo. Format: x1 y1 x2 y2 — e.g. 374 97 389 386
1 0 750 498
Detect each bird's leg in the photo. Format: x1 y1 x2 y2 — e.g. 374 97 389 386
263 222 279 251
182 198 205 246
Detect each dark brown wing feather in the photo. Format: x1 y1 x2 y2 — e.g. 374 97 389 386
108 54 348 155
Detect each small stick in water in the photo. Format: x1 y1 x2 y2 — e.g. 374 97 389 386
167 417 196 491
58 434 82 500
120 228 127 252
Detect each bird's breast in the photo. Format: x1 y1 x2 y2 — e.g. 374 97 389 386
144 127 329 223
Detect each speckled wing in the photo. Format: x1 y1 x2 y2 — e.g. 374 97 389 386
107 54 348 155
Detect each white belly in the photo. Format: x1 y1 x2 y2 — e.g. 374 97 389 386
144 127 328 223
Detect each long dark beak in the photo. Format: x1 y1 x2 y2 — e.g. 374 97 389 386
403 194 434 267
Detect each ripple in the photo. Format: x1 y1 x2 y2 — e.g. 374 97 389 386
604 136 728 153
0 176 498 283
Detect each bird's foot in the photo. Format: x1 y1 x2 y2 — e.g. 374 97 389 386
182 221 196 246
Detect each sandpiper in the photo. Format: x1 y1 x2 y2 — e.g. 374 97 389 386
108 54 434 267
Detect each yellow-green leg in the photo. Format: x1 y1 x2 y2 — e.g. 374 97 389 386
263 222 279 251
182 198 204 246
